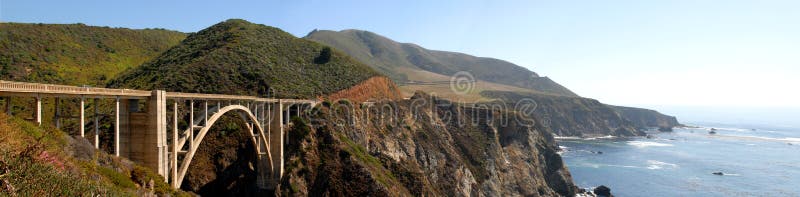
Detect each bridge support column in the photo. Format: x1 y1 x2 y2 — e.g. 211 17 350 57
94 98 99 148
4 97 10 115
171 100 179 188
124 91 168 179
94 98 100 149
80 96 84 138
266 100 284 189
145 91 168 178
54 97 61 129
114 97 122 156
35 95 41 126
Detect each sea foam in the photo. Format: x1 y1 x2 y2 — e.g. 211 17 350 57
646 160 678 170
627 141 673 148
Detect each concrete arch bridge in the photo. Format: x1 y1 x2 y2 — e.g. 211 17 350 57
0 80 317 189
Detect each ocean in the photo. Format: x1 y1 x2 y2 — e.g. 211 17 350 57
558 124 800 196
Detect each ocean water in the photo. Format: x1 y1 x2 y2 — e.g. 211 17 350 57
558 124 800 196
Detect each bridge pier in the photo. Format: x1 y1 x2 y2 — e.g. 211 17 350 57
79 96 85 138
114 97 121 156
3 97 9 115
263 101 284 190
144 91 168 178
54 97 60 129
35 95 41 126
93 98 100 149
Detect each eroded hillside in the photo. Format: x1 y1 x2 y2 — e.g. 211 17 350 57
280 92 578 196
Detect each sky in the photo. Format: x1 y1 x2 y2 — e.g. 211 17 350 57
2 0 799 125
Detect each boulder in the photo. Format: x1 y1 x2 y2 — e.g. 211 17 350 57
593 185 612 197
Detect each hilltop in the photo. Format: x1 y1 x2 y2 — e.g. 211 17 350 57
0 22 185 86
305 29 578 98
306 29 681 135
109 19 387 99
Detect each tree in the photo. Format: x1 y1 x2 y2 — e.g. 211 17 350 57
314 47 332 64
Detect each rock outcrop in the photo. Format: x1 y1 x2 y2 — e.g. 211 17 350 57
325 76 403 103
593 185 613 197
482 91 643 137
611 106 681 131
280 92 579 196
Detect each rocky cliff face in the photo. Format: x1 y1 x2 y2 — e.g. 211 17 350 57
482 91 644 137
280 92 578 196
325 76 403 103
611 106 681 130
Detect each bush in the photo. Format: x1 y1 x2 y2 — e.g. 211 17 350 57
314 47 332 64
289 116 311 145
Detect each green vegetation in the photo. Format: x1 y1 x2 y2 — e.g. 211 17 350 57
110 19 380 98
0 22 185 86
0 113 188 196
305 29 578 97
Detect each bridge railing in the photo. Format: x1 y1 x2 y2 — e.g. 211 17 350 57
0 80 318 105
0 80 151 97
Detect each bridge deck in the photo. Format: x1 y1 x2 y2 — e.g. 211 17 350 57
0 80 316 104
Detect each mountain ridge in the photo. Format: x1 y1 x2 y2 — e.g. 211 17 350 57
305 29 579 97
0 22 186 86
109 19 382 99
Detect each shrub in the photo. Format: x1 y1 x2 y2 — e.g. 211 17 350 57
314 47 332 64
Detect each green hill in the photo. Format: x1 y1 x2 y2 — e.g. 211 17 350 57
0 113 188 196
304 29 578 97
0 23 185 86
109 19 380 99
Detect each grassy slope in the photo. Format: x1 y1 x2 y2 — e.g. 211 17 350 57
0 113 188 196
395 67 557 102
304 29 579 97
0 23 185 86
109 19 380 99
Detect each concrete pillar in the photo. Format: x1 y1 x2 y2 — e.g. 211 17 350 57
296 104 300 119
254 103 259 123
54 97 60 129
115 97 120 156
285 104 290 125
4 97 10 115
266 102 271 143
285 103 290 144
94 98 99 149
150 91 168 177
118 99 132 158
35 95 41 126
130 90 168 178
269 101 284 184
204 101 208 126
172 100 179 188
189 100 194 151
80 96 85 137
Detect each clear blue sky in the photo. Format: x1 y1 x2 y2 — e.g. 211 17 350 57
3 0 799 124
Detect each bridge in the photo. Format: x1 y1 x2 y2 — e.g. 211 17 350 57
0 80 317 189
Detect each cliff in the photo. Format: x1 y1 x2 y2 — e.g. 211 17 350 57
611 106 681 130
482 91 643 137
280 92 578 196
325 76 403 103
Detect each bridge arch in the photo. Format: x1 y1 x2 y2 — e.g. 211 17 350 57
175 104 273 187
